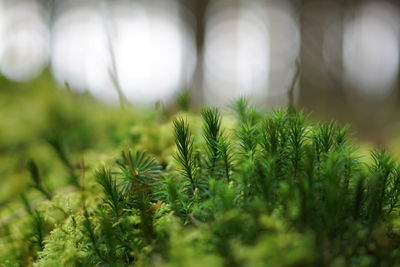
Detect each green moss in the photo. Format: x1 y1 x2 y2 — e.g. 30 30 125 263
0 77 400 266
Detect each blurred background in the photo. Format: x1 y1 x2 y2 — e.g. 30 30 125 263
1 0 400 146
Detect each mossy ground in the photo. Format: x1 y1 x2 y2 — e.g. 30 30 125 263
0 75 400 266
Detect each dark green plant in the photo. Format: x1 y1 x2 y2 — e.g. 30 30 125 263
367 150 395 225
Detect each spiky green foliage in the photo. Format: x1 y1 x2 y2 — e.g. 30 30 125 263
2 96 400 267
231 97 261 126
176 90 190 111
173 118 198 195
96 167 122 216
20 193 48 258
217 135 233 183
116 150 161 198
202 107 222 174
27 159 52 200
45 133 79 187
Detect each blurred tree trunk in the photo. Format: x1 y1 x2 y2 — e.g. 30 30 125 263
298 0 346 112
179 0 209 108
298 0 390 147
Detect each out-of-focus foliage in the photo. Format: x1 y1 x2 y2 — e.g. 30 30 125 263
0 77 400 266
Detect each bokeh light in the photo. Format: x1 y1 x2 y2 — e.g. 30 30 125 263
204 0 269 106
203 0 299 106
343 1 400 99
112 0 193 104
0 0 399 109
0 1 49 82
51 0 195 105
51 6 107 94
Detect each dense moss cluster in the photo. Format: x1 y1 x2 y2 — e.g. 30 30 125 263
1 86 400 266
